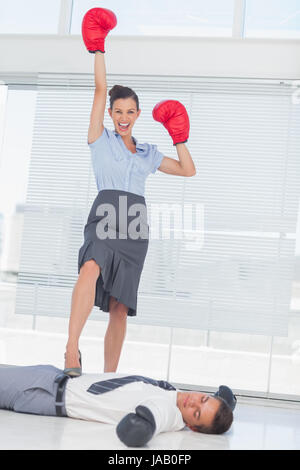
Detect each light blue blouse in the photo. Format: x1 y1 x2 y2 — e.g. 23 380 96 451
88 127 164 197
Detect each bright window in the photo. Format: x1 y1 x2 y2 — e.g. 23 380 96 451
71 0 235 37
244 0 300 38
0 0 61 34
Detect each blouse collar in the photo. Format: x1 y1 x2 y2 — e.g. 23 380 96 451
113 130 146 153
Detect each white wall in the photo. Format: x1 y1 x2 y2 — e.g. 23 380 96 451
0 34 300 79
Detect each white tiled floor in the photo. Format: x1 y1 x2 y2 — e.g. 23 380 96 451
1 401 300 450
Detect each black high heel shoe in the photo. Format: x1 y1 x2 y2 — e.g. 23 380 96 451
63 350 82 377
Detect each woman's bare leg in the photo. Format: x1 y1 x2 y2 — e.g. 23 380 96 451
104 297 128 372
64 259 100 368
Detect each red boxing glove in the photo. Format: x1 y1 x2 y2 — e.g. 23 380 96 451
81 7 117 53
152 100 190 145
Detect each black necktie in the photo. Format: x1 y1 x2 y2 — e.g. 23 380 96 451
87 375 176 395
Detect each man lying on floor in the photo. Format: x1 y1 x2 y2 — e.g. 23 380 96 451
0 364 236 447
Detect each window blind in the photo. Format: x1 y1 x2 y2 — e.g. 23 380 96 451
15 73 300 336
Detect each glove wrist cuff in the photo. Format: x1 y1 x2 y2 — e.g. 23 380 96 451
171 131 189 145
87 39 105 53
89 50 105 54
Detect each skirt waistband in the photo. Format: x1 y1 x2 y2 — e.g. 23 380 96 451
98 189 146 204
87 189 148 231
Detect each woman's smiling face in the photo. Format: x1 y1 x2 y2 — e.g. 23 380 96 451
108 97 141 136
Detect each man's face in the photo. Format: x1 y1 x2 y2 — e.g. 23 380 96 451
177 392 221 431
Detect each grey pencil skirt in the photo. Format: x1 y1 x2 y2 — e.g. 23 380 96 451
78 189 149 317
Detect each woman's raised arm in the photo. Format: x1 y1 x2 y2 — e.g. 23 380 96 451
81 8 117 144
88 53 107 145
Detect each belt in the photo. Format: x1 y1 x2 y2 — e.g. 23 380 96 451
54 373 70 417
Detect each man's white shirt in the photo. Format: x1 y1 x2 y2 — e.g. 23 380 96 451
65 372 186 436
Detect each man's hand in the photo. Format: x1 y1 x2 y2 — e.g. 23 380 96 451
116 405 156 447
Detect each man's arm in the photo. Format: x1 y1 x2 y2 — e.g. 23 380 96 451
116 395 185 447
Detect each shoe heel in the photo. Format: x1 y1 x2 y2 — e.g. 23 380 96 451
63 350 82 377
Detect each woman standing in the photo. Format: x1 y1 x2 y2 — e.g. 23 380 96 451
63 8 196 376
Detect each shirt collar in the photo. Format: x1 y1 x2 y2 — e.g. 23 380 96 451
113 130 145 152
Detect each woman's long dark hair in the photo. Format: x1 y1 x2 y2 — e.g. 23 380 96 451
109 85 139 111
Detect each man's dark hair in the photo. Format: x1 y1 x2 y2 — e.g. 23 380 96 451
194 397 233 434
109 85 139 111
